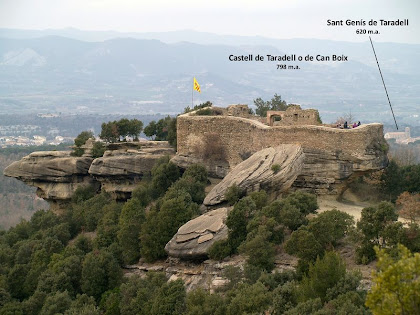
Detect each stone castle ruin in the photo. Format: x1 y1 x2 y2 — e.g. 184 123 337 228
266 105 321 126
172 104 388 196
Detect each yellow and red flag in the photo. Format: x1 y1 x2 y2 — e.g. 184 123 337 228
193 77 201 93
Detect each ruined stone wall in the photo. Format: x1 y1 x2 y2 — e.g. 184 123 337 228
226 104 251 118
177 114 385 169
267 106 321 126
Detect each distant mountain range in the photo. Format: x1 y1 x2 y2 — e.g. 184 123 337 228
0 28 419 126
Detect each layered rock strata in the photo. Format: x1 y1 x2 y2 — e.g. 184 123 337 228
3 151 97 210
89 145 175 199
165 207 229 260
204 145 304 206
3 141 175 208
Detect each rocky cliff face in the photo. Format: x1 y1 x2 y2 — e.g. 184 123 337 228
3 151 96 211
203 145 304 206
3 141 175 210
89 143 175 199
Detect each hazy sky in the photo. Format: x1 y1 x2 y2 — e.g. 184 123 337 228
1 0 419 43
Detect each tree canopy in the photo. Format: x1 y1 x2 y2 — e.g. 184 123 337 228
254 94 289 117
99 118 143 142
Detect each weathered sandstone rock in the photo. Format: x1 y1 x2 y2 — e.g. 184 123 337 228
204 145 304 206
292 146 388 194
3 142 176 208
3 151 97 211
3 151 92 182
165 207 229 260
89 146 175 199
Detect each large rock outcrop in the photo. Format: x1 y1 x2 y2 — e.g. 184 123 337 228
3 141 175 209
204 145 304 206
3 151 97 210
89 144 175 199
165 207 229 260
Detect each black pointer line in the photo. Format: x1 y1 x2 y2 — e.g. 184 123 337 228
369 36 399 130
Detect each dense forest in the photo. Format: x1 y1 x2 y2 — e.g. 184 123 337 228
0 150 419 314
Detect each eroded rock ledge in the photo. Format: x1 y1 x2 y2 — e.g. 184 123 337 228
89 143 175 199
3 151 97 210
3 141 175 209
203 145 304 206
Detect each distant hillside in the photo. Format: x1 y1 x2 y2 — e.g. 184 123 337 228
0 30 419 125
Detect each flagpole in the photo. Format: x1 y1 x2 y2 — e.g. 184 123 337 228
192 77 194 107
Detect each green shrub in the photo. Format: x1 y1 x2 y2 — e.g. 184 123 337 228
140 192 199 262
249 190 268 209
186 288 227 315
71 185 97 204
144 116 176 147
283 191 318 216
247 215 284 245
94 202 122 249
182 164 208 184
81 250 122 301
99 119 143 142
239 226 276 272
208 240 232 261
226 282 271 315
92 141 106 158
225 184 245 206
284 227 323 263
183 101 213 114
40 291 72 315
74 131 94 147
258 270 296 291
71 192 112 233
226 197 257 251
149 279 186 315
307 209 354 247
279 203 308 231
283 298 322 315
168 177 206 204
299 251 346 302
325 270 362 301
195 108 213 116
71 131 94 156
271 164 281 173
99 288 120 315
272 281 298 314
118 198 146 264
150 156 180 199
356 201 398 263
316 112 323 124
132 183 152 207
119 273 167 315
71 147 85 157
